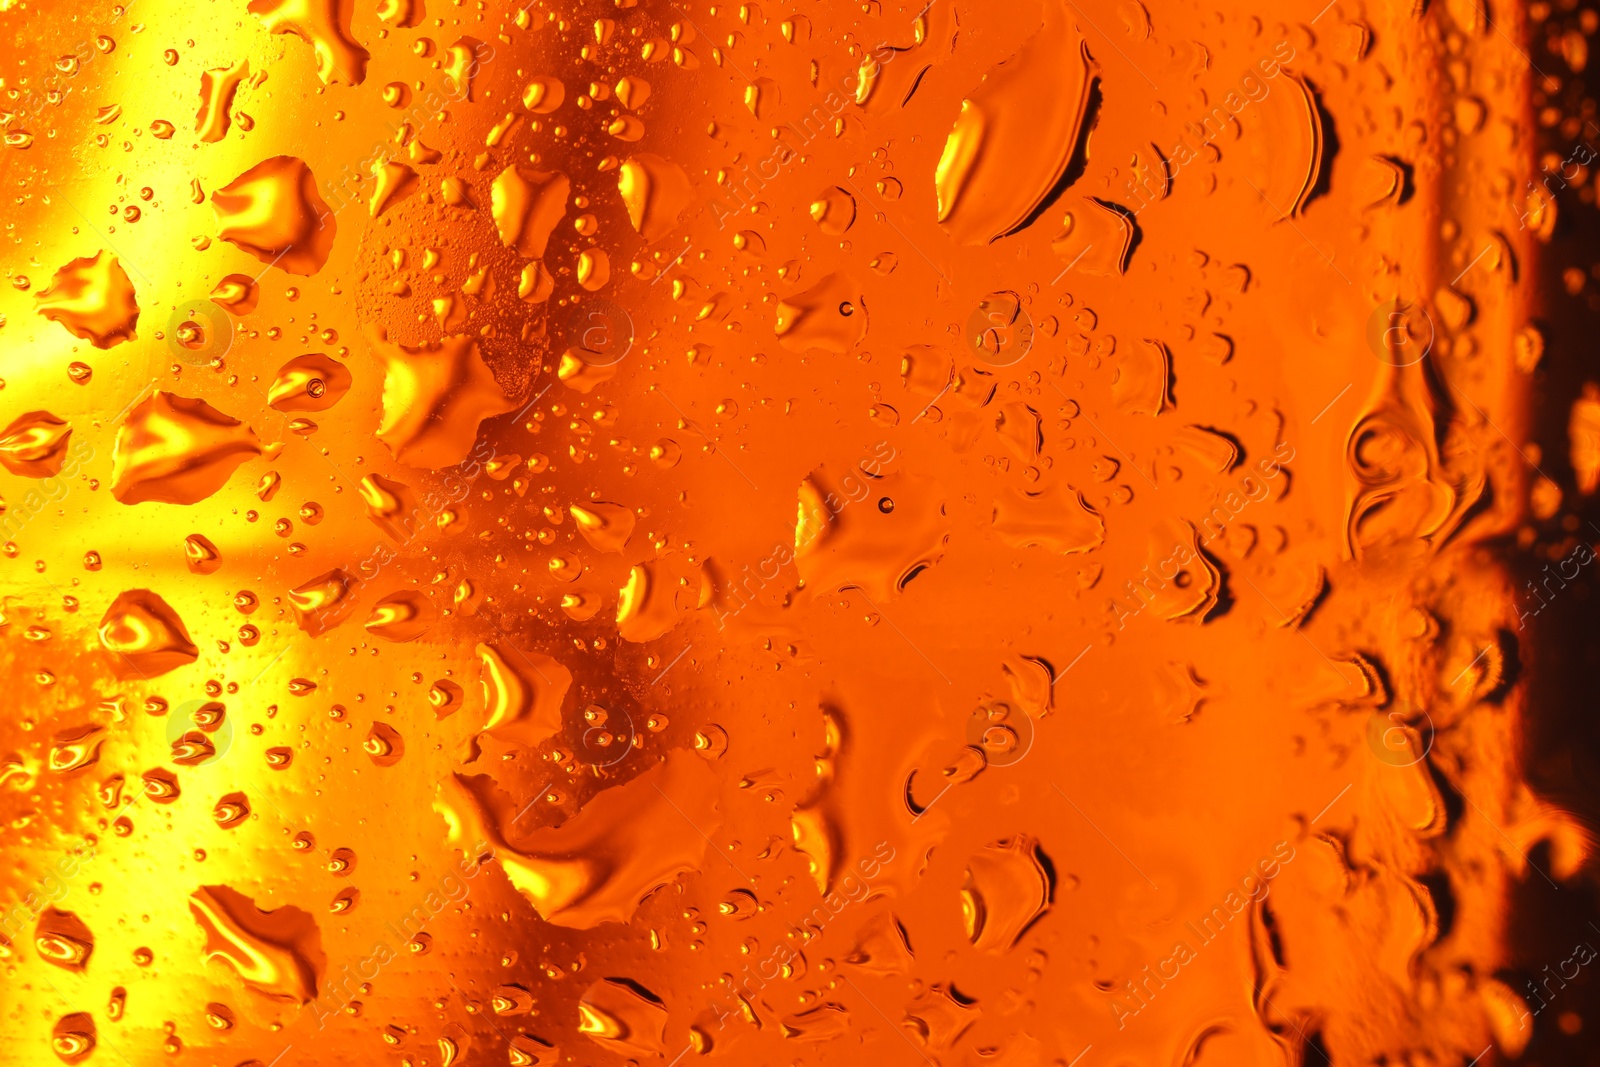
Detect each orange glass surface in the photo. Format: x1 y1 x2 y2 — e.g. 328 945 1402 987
0 0 1596 1064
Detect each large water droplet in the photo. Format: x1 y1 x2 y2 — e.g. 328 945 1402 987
211 156 337 275
110 391 261 505
934 0 1098 245
33 251 139 348
188 885 324 1003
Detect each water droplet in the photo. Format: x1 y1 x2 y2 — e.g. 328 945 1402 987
188 884 323 1003
214 792 251 827
211 156 337 275
569 501 635 553
98 590 198 677
268 353 351 411
35 908 95 971
196 59 249 142
249 0 369 85
368 331 517 468
775 273 867 352
617 154 692 239
33 251 140 348
490 166 570 258
357 727 404 780
0 411 73 477
51 1013 96 1063
576 978 669 1057
809 186 857 235
935 2 1097 245
110 391 261 504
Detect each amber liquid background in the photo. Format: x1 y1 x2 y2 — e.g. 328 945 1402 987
0 0 1594 1063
